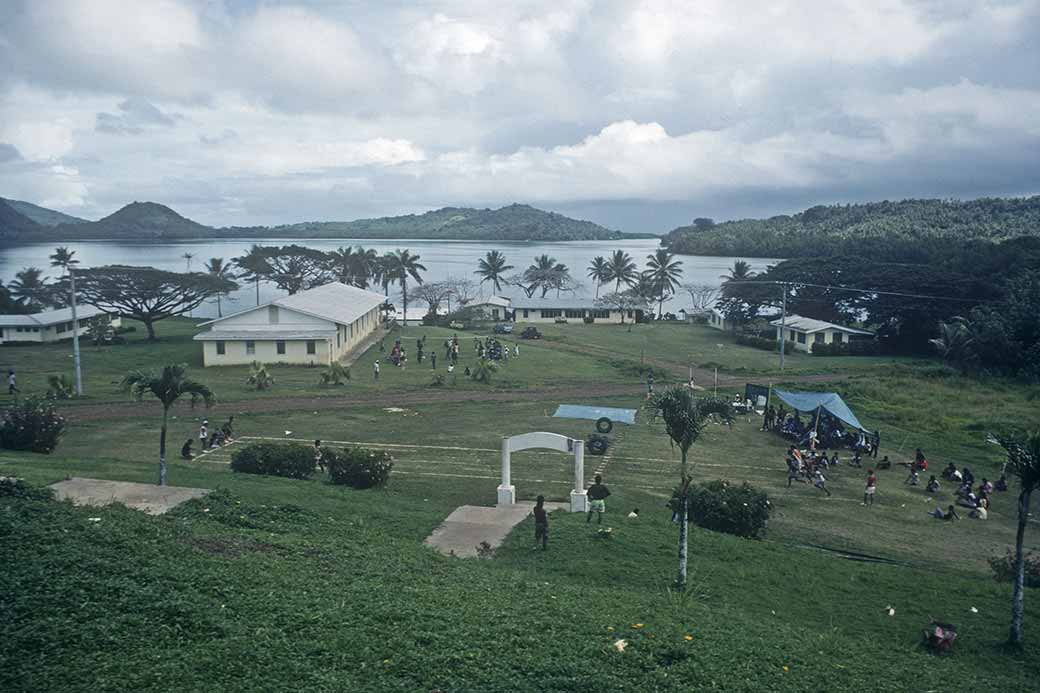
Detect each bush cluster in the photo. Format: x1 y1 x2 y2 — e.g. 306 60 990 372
0 477 54 501
735 334 777 352
989 550 1040 588
325 446 394 488
811 340 881 356
230 443 315 480
673 480 771 539
0 397 67 454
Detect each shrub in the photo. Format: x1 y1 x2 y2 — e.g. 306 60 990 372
230 443 315 479
735 334 777 351
471 359 498 384
46 374 75 400
247 361 274 390
319 362 350 386
608 358 669 381
0 397 67 454
675 480 770 539
989 550 1040 588
811 340 881 356
428 373 446 387
325 446 393 488
0 477 54 501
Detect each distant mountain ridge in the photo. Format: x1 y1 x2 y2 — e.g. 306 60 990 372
2 198 87 226
663 196 1040 257
0 199 643 242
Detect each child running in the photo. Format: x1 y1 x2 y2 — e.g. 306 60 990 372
813 468 832 497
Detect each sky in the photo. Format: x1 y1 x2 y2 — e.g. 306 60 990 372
1 0 1038 234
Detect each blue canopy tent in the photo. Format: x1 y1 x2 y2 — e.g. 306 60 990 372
772 389 867 432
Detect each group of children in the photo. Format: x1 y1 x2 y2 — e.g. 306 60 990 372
531 474 617 550
374 333 520 379
181 416 236 459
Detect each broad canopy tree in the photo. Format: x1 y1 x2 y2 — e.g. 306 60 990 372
77 265 238 340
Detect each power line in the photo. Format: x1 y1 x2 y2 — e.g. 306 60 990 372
722 279 995 304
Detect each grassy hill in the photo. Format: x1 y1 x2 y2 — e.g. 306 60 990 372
5 200 641 242
0 199 43 239
2 198 87 226
664 196 1040 258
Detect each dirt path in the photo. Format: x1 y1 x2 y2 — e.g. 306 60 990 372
61 371 848 423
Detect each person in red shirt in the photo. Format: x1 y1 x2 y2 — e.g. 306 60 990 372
864 469 878 507
533 495 549 550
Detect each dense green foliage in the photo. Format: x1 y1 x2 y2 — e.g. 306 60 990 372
0 199 42 239
665 196 1040 257
679 480 771 539
324 446 394 488
990 550 1040 589
0 397 66 453
230 442 316 480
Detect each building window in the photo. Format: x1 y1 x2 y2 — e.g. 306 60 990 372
564 309 584 319
813 333 824 344
797 332 806 344
246 341 255 355
522 309 529 318
276 340 286 355
492 309 500 319
541 309 561 318
306 340 316 355
591 310 610 319
216 341 226 355
268 305 279 324
56 323 66 334
833 332 844 343
32 327 39 333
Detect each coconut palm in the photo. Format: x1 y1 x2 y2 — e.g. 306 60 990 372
384 249 427 326
182 252 195 272
352 246 379 288
475 250 514 294
996 430 1040 647
645 249 684 318
647 387 733 590
205 257 235 317
233 245 271 305
8 267 52 311
524 254 564 298
49 247 83 396
605 250 639 294
722 259 755 282
587 256 610 299
121 364 214 486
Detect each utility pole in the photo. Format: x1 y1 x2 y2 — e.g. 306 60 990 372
779 282 787 371
70 268 82 396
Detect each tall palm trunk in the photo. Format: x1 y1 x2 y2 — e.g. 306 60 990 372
255 278 260 306
594 281 600 299
401 280 408 326
217 294 223 318
677 450 690 589
658 296 665 319
69 270 82 396
158 407 169 486
1011 488 1032 645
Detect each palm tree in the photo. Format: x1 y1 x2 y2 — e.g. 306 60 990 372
375 254 395 297
525 254 561 298
233 245 271 306
996 431 1040 647
647 387 733 590
475 250 514 294
182 252 195 272
49 247 82 396
605 250 639 294
205 258 234 317
121 364 214 486
645 249 684 318
384 249 427 326
8 267 52 311
326 246 357 285
722 259 755 282
587 256 610 299
352 246 379 289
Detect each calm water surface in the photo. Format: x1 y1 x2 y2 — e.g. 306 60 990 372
0 238 778 319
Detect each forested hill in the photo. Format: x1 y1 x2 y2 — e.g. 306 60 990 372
270 204 642 241
663 196 1040 258
2 198 87 226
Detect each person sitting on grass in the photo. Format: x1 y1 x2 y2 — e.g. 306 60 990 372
533 495 549 550
181 439 194 460
813 468 832 497
969 497 988 520
926 476 940 493
962 467 975 486
586 474 611 524
980 478 994 495
849 451 863 468
878 455 892 470
996 474 1008 492
956 489 978 509
942 462 958 481
830 451 840 467
627 508 639 519
929 505 959 520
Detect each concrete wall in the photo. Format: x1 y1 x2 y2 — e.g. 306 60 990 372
512 308 628 324
202 338 332 366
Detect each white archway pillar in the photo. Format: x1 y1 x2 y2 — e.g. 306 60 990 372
497 432 587 512
497 437 515 506
571 443 587 512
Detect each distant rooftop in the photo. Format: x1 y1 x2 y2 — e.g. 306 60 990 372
200 282 385 328
0 304 111 327
769 314 873 335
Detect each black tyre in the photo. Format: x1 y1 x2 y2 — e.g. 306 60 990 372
586 438 608 455
595 417 613 434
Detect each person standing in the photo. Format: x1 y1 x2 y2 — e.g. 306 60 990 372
7 369 17 396
373 360 380 380
431 352 437 369
199 420 209 450
872 430 881 458
586 474 611 524
646 372 655 397
864 468 877 507
533 495 549 550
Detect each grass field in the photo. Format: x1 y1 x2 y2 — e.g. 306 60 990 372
2 319 1039 691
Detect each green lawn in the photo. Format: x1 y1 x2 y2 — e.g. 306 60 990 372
2 321 1039 691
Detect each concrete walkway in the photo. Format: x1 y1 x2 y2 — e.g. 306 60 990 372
49 477 209 515
424 501 568 558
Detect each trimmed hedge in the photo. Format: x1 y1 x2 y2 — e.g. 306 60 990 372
735 335 777 352
0 397 67 454
673 480 771 539
230 442 315 480
811 340 881 356
325 446 393 488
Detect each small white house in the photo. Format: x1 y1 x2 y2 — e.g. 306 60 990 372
193 282 385 366
0 305 121 344
468 296 512 321
769 314 874 353
706 308 736 331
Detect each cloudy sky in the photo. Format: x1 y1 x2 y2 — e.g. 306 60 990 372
1 0 1038 232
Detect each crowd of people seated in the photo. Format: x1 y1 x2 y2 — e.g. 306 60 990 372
763 405 879 455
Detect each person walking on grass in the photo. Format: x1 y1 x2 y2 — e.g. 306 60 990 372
586 474 611 524
533 495 549 550
7 369 17 396
373 360 380 380
864 468 877 506
813 468 832 497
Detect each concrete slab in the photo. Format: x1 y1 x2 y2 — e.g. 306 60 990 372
424 501 568 557
49 477 210 515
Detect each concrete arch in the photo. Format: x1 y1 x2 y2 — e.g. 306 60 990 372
497 432 587 512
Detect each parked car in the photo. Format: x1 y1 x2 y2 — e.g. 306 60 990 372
520 326 543 340
493 323 514 334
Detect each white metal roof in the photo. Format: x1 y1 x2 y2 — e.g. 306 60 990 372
199 282 385 328
470 296 511 308
769 314 874 335
193 329 336 341
0 304 110 327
